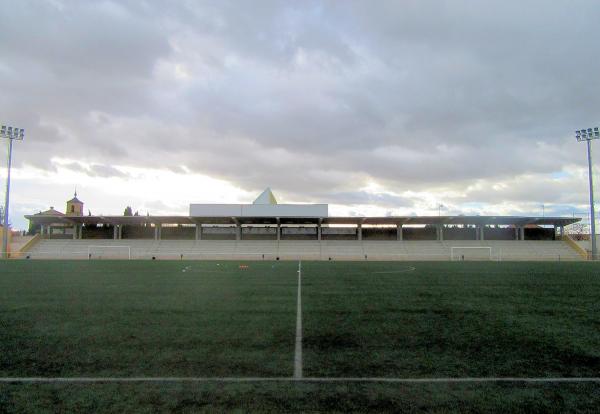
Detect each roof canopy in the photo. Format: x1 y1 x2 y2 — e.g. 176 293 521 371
25 214 580 227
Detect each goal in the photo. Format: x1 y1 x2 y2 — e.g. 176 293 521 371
88 245 131 260
450 246 492 261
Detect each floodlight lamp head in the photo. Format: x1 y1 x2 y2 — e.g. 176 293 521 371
575 127 599 142
0 124 25 140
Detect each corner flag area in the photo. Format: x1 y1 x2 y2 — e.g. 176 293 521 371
1 260 600 412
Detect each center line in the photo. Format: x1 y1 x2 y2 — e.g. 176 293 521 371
294 260 303 379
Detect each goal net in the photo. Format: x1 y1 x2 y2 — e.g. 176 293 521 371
88 245 131 260
450 246 492 261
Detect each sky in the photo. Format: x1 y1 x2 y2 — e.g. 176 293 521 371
1 0 599 230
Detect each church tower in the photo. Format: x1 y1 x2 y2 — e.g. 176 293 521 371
66 190 84 216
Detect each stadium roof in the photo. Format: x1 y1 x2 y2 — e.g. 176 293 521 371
29 188 579 227
25 214 580 227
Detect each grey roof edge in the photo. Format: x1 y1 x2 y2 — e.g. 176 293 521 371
24 214 581 226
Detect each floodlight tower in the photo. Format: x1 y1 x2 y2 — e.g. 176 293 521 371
576 127 599 260
0 125 24 259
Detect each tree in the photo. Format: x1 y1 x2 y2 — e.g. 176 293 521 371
569 223 588 241
0 206 10 228
124 206 133 216
28 219 39 236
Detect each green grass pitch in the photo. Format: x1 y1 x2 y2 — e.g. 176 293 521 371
1 260 600 413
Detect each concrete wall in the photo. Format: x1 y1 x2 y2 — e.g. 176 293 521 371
26 239 583 261
189 203 328 217
403 227 437 240
82 225 113 239
243 227 278 240
65 224 558 241
525 227 555 240
122 225 154 239
162 226 195 240
201 227 236 240
322 227 357 241
480 228 514 240
282 227 317 240
189 204 242 216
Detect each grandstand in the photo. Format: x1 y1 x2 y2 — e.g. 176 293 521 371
23 239 581 261
20 188 583 261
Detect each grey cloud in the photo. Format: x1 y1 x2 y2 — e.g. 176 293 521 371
88 164 127 178
309 191 416 209
60 161 127 178
62 162 87 173
463 175 589 207
0 1 169 79
1 0 599 214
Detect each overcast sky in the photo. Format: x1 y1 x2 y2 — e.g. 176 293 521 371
1 0 599 229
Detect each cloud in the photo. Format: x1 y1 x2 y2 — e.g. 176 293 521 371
312 191 415 209
57 160 127 178
2 0 600 229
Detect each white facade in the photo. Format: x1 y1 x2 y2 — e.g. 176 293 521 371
190 188 328 217
189 203 328 217
189 204 243 217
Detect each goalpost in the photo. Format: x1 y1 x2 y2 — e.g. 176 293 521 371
88 245 131 260
450 246 493 261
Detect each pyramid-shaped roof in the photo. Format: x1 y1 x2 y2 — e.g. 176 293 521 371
253 188 278 205
37 207 65 216
67 190 83 204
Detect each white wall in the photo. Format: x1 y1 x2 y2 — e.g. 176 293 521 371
189 203 328 217
575 235 600 252
189 204 243 216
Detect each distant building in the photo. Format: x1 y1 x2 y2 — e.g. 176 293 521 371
29 192 83 237
66 191 84 216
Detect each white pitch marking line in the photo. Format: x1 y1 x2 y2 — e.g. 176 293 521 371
339 267 417 277
371 267 417 274
1 377 600 383
294 260 303 379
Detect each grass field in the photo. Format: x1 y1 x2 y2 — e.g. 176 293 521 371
1 260 600 413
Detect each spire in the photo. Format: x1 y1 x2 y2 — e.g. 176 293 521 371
67 189 83 205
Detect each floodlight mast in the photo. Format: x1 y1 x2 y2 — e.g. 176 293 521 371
575 127 599 260
0 125 24 259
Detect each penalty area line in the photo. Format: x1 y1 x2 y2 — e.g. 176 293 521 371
1 377 600 383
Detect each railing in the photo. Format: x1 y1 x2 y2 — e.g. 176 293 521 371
4 233 40 258
561 234 589 260
12 250 582 261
